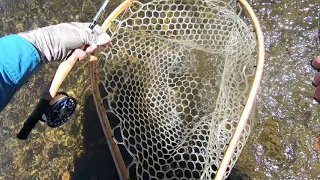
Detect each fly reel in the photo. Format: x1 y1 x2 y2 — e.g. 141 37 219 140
17 92 77 140
41 92 77 128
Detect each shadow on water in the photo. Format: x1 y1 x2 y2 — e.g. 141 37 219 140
71 82 133 180
71 89 249 180
71 94 119 180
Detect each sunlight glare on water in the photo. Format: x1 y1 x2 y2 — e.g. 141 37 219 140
236 0 320 179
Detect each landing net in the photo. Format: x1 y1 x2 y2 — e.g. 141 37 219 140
91 0 264 179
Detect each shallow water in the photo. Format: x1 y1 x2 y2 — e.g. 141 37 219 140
236 0 320 179
0 0 320 179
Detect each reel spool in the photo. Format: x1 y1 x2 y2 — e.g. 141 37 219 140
41 92 77 128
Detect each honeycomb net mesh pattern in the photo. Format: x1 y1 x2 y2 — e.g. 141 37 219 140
98 0 256 179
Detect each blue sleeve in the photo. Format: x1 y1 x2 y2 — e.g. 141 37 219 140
0 34 41 112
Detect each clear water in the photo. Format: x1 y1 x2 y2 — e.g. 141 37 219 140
0 0 320 179
236 0 320 179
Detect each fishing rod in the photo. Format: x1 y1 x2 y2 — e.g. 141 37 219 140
17 0 110 140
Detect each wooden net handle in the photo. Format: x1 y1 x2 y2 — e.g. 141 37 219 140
214 0 265 179
90 0 134 180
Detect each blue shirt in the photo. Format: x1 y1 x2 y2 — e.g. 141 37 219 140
0 35 41 112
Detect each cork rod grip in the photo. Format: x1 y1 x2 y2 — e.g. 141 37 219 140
49 54 79 99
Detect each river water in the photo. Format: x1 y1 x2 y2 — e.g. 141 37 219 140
0 0 320 179
235 0 320 179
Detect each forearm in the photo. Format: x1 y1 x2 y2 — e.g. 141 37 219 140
0 34 41 112
0 22 110 113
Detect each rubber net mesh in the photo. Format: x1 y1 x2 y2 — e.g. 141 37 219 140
98 0 257 179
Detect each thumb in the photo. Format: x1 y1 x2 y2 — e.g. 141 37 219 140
97 33 111 46
78 29 111 46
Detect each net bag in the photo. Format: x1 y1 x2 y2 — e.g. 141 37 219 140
90 0 264 179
